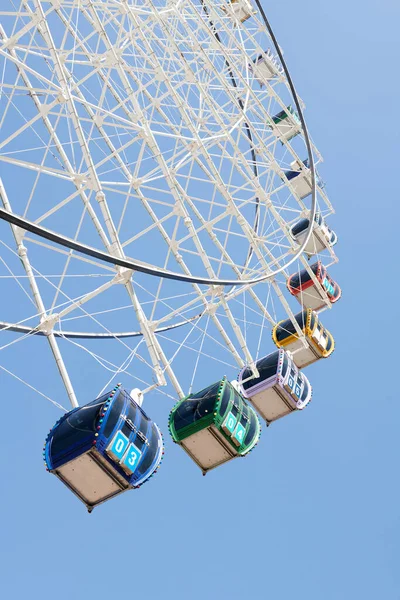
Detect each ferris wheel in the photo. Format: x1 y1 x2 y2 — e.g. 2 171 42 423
0 0 340 510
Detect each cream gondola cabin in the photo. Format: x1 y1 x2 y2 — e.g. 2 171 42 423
222 0 255 23
283 158 323 200
238 350 312 425
272 105 301 142
250 49 283 85
286 261 341 311
272 309 335 368
290 212 337 257
169 378 261 475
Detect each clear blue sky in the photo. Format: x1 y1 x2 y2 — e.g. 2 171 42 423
0 1 399 599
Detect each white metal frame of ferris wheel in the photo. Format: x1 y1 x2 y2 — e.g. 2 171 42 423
0 0 336 408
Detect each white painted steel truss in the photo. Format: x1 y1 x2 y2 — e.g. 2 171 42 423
0 0 337 408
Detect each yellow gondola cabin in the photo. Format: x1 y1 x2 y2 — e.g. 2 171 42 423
272 309 335 368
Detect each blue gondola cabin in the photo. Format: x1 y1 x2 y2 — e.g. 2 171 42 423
44 384 163 512
238 350 312 425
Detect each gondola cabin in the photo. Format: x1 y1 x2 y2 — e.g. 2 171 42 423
272 309 335 368
168 379 261 475
283 158 322 200
222 0 255 23
286 261 341 311
251 50 283 84
44 384 163 512
290 212 337 257
238 350 312 425
272 106 301 142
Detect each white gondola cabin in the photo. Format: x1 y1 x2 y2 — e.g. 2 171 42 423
287 261 341 311
283 158 323 200
272 309 335 368
238 350 312 425
222 0 255 23
272 106 301 142
250 50 283 85
290 212 337 257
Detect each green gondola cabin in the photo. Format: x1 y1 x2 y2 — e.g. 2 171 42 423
168 378 261 475
272 105 301 142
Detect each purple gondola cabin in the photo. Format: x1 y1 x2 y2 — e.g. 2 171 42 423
237 349 312 425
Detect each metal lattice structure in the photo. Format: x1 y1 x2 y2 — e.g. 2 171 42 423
0 0 337 409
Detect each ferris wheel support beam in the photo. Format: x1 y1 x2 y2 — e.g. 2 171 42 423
120 0 301 270
51 276 119 322
158 163 255 367
13 2 173 392
78 1 198 392
253 0 316 226
132 188 245 368
5 0 243 384
181 190 309 345
0 0 321 384
124 280 185 397
0 179 78 409
97 189 175 391
179 195 276 325
0 21 113 254
31 1 102 192
0 205 317 287
181 0 310 194
124 0 316 349
196 0 319 263
0 0 319 286
55 0 304 283
79 3 249 371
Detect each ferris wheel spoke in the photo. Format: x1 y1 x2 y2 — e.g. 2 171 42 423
164 186 257 366
124 194 249 369
1 184 81 405
0 362 67 410
23 1 133 258
184 2 303 154
38 0 306 274
0 32 114 253
125 279 189 395
132 268 244 370
48 203 92 313
1 224 183 377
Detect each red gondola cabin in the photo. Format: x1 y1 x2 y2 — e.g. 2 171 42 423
286 261 341 311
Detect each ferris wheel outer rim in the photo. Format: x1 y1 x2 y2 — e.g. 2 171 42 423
0 312 202 339
0 1 317 288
